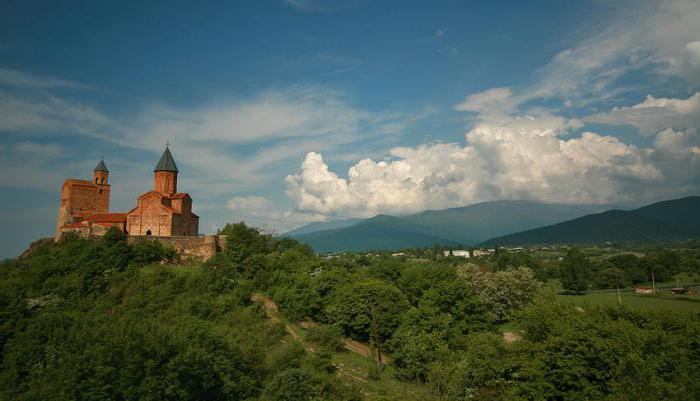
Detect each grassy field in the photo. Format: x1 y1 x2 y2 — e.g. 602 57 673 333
555 291 700 312
540 278 700 312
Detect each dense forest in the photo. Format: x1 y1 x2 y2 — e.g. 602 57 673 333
1 225 699 400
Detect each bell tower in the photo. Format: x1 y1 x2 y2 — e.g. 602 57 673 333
93 158 110 212
154 146 178 194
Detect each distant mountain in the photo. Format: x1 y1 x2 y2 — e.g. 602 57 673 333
286 200 602 252
283 218 363 236
401 201 603 245
291 215 458 253
480 196 700 246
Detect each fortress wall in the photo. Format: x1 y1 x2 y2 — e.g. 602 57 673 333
127 235 226 262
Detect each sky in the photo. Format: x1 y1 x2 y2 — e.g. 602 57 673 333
1 0 699 258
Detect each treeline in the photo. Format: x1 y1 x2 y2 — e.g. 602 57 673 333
1 224 699 400
485 245 700 292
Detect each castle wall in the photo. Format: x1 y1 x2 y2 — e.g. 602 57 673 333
128 235 226 262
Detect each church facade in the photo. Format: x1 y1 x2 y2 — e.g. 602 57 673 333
56 147 199 238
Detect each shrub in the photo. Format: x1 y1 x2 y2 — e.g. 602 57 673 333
306 325 344 352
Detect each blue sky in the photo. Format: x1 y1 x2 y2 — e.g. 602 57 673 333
1 0 699 258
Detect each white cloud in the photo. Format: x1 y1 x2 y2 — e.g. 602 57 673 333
227 194 326 233
227 195 276 214
283 0 365 12
586 92 700 135
286 113 699 216
0 68 91 90
455 87 517 117
0 89 120 140
133 87 372 145
501 0 700 108
0 68 424 197
687 41 700 68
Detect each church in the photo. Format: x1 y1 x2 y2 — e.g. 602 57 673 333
55 147 199 238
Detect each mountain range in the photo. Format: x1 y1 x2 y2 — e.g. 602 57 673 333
285 200 606 252
284 197 700 252
481 196 700 246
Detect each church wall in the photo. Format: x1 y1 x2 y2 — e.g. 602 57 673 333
127 207 173 236
171 212 199 236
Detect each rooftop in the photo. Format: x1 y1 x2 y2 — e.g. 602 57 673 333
154 146 178 173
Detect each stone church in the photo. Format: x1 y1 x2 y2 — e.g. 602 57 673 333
56 147 199 238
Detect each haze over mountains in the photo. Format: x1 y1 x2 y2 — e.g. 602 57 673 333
285 200 606 252
285 197 700 252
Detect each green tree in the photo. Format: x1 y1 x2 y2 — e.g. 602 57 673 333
220 222 270 264
560 248 590 294
325 280 408 345
595 267 629 289
458 265 541 322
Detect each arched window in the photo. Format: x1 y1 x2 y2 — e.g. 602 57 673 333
95 177 98 183
101 178 105 184
146 230 152 236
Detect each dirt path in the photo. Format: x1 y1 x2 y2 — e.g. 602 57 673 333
252 293 388 362
251 293 306 345
342 338 372 357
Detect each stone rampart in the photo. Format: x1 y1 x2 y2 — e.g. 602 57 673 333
128 235 227 262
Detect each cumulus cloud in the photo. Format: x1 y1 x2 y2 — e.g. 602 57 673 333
286 112 700 216
227 195 326 232
586 92 700 135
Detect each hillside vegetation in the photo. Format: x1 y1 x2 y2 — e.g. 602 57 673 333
2 225 700 400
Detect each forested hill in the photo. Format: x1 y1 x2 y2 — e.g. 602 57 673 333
287 200 601 252
284 218 363 236
2 224 699 400
481 196 700 246
289 215 459 253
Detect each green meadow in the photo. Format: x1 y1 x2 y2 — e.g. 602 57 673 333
556 291 700 312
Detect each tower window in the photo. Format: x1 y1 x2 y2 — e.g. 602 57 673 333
95 178 98 183
99 189 103 194
101 178 105 184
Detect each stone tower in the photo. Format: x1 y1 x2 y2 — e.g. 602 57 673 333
154 146 178 194
93 159 111 212
55 158 121 238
